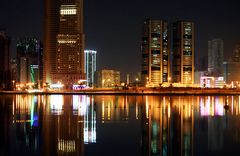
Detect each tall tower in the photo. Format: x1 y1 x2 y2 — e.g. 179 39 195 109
208 38 224 76
172 21 194 85
44 0 85 88
0 30 11 90
141 19 170 87
84 50 97 87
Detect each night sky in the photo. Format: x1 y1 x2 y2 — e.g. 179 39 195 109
0 0 240 78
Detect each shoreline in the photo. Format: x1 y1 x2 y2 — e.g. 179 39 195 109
1 87 240 95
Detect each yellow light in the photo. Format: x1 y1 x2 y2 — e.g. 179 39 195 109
60 5 77 15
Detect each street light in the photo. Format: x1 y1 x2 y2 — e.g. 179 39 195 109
168 77 171 83
135 77 139 87
12 80 15 90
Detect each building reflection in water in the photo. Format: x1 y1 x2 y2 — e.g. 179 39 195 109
139 95 240 156
141 96 194 156
1 95 240 155
98 96 131 123
6 94 97 155
12 95 41 154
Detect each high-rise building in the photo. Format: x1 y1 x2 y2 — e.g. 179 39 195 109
10 58 18 85
0 30 11 90
16 38 43 85
223 61 240 84
231 44 240 62
172 21 194 84
141 19 170 87
208 38 224 76
96 70 120 88
84 50 97 87
223 45 240 84
198 56 208 71
44 0 85 88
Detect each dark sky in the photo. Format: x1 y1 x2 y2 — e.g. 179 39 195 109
0 0 240 77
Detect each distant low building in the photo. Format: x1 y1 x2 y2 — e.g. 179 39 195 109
96 70 120 88
200 76 225 88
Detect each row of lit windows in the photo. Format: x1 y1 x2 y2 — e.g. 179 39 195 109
58 39 77 44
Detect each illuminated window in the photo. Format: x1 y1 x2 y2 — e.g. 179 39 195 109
60 5 77 15
57 39 77 44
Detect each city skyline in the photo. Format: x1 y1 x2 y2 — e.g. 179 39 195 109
0 0 240 76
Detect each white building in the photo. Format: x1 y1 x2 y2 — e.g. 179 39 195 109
84 50 97 87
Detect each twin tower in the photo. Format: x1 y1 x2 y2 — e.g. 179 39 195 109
141 20 194 87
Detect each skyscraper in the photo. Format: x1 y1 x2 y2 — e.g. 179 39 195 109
44 0 85 88
16 38 43 85
0 30 11 90
223 44 240 84
84 50 97 87
231 44 240 62
208 38 224 76
172 21 194 84
141 19 170 87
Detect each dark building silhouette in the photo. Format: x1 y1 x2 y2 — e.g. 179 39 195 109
16 38 43 85
199 56 208 71
208 38 224 76
223 44 240 84
44 0 85 88
231 44 240 62
0 30 11 90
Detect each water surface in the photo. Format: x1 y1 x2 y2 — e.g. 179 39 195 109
0 94 239 156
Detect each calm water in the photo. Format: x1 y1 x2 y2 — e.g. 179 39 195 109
0 94 240 156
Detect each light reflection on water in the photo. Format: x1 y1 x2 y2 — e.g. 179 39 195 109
0 95 240 156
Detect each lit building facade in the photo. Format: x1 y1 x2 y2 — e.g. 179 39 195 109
141 19 170 86
141 96 194 156
44 0 85 88
0 30 11 90
172 21 194 84
16 38 43 85
208 38 224 76
84 50 97 87
96 69 120 88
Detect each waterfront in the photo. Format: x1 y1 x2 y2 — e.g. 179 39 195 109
2 87 240 95
1 94 240 156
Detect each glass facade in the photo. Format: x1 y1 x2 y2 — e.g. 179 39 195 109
141 20 170 86
172 21 194 84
